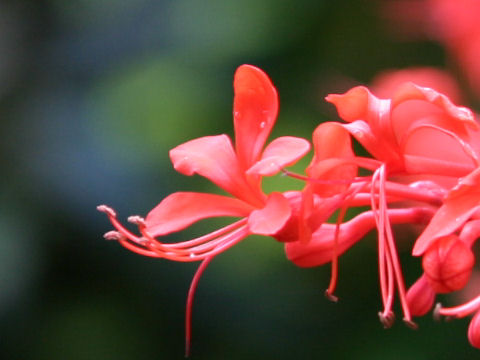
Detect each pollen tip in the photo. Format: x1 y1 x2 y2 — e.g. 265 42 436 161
128 215 146 227
433 303 443 322
403 318 419 330
103 231 123 241
325 290 339 303
378 311 395 328
97 204 116 217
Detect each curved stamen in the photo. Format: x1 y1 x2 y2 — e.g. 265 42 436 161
142 226 250 262
325 180 371 301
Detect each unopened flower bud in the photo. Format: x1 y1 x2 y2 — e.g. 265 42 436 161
406 274 436 316
422 235 474 293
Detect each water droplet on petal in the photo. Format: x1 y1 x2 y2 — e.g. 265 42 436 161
234 111 240 118
260 121 266 129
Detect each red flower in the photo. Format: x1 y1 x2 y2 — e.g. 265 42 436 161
99 64 311 259
371 67 463 103
325 83 478 175
98 64 310 355
413 167 480 255
318 83 477 325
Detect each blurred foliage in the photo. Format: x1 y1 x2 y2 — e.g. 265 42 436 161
0 0 478 359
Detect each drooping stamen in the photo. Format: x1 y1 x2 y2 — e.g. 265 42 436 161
378 165 416 327
325 180 371 301
370 167 389 313
325 216 341 302
370 165 416 328
185 256 214 358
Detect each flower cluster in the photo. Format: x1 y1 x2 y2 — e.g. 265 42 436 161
98 64 480 353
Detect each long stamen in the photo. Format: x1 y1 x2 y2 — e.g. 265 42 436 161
325 180 371 301
145 226 250 262
379 165 416 328
371 168 388 310
325 208 343 302
138 219 248 257
379 245 395 328
98 204 251 261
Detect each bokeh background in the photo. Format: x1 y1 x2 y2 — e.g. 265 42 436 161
1 0 478 359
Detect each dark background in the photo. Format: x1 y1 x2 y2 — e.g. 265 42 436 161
0 0 477 358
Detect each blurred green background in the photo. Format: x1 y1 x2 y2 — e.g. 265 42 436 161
0 0 477 359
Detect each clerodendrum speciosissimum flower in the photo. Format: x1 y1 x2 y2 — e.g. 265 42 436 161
98 65 310 355
99 64 480 352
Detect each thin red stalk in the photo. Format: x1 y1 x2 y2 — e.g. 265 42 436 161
437 295 480 319
325 207 344 301
185 256 214 357
381 181 443 206
325 179 371 299
404 154 475 177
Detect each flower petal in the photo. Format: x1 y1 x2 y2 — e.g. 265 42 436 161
170 134 261 204
326 88 402 166
145 192 254 237
391 82 477 131
413 167 480 255
247 192 291 235
372 67 463 103
285 218 368 268
233 65 278 169
307 122 357 196
246 136 310 176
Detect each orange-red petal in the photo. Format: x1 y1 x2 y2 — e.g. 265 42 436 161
246 136 310 176
145 192 254 237
233 64 278 170
169 134 261 204
247 192 291 235
413 167 480 255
